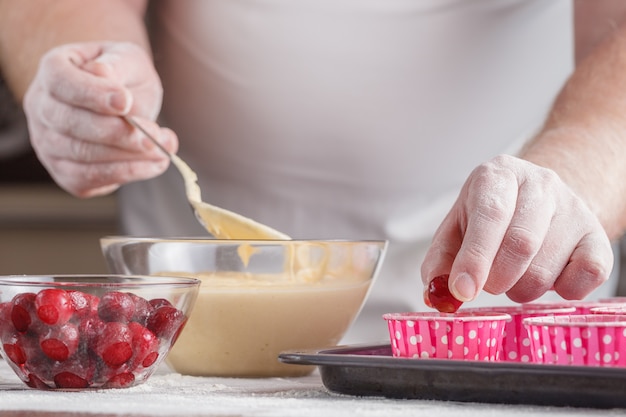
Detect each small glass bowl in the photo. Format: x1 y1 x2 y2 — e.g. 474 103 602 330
0 274 200 390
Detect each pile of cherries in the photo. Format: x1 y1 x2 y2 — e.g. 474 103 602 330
0 288 187 389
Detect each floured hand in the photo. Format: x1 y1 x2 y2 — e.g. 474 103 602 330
421 154 613 305
23 41 178 197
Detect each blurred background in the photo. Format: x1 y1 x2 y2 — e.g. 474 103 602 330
0 76 119 274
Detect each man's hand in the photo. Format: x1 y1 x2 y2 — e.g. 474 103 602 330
23 41 178 197
421 154 613 304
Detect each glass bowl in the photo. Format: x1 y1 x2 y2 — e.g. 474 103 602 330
0 274 200 390
100 237 388 377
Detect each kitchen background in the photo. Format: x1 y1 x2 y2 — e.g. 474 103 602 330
0 77 118 275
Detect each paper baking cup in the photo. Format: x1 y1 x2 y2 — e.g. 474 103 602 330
599 297 626 304
461 305 576 362
590 305 626 315
523 314 626 367
383 312 510 361
524 300 625 315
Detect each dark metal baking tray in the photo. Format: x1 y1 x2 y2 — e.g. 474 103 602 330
278 343 626 409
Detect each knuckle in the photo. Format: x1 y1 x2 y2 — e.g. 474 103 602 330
502 226 542 260
576 257 611 286
69 139 93 162
39 102 72 134
468 164 517 223
475 195 510 224
82 163 112 185
462 242 492 267
506 265 553 303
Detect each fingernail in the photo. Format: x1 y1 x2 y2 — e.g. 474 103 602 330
158 129 172 146
108 90 131 114
451 272 477 302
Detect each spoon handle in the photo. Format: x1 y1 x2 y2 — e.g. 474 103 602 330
122 115 173 159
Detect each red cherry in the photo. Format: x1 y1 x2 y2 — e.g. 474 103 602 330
98 292 135 323
11 293 37 332
128 322 159 370
147 306 185 341
50 354 97 388
129 293 154 326
54 372 89 389
39 323 80 362
96 322 133 368
68 290 99 318
35 289 74 325
3 342 27 365
142 352 159 368
0 301 14 335
104 372 135 389
25 373 49 389
23 353 55 384
428 274 463 313
77 316 105 352
170 318 187 346
11 330 44 361
149 298 173 309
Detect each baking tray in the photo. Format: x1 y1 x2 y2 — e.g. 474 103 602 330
278 343 626 409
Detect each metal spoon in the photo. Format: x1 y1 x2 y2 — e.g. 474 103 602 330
123 115 290 240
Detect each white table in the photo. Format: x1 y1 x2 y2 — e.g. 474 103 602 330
0 358 622 417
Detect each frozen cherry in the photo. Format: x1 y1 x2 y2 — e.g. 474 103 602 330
40 323 80 362
147 306 185 341
54 372 89 389
129 293 154 326
68 290 99 318
3 342 27 365
11 293 37 332
77 316 105 351
105 372 135 389
0 301 14 335
25 373 49 389
428 274 463 313
35 289 74 325
142 351 159 368
96 322 133 368
23 353 55 384
149 298 173 310
128 322 159 369
98 292 135 323
50 354 96 388
13 332 43 361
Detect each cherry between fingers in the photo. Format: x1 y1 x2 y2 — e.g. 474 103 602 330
428 274 463 313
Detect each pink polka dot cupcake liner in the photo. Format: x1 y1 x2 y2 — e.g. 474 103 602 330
525 300 626 315
522 314 626 367
383 312 510 361
461 305 576 363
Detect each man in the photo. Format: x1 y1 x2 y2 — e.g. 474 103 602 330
1 0 625 342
